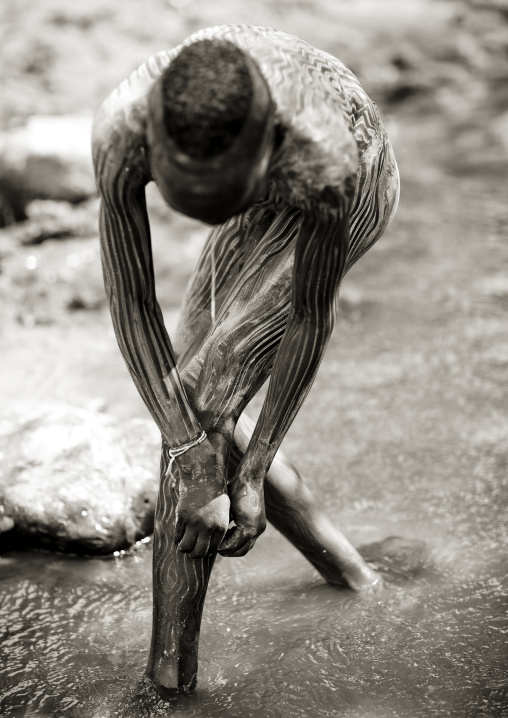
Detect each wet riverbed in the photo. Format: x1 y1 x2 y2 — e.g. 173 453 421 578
1 496 507 717
1 127 507 716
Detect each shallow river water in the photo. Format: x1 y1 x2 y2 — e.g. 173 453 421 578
1 470 507 718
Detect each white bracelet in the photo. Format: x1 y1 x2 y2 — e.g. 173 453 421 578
166 430 207 474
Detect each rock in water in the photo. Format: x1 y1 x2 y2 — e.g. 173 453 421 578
0 116 95 225
0 404 161 554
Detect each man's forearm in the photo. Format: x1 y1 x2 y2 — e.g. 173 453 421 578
241 311 335 477
99 197 202 447
234 207 350 483
108 294 202 446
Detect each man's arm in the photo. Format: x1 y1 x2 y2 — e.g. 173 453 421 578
94 122 202 445
220 203 350 556
93 104 229 558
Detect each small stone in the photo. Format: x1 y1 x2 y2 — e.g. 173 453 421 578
0 516 15 533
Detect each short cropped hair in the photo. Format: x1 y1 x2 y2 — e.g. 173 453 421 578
161 39 253 160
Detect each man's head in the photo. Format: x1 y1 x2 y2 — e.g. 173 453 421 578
147 39 275 224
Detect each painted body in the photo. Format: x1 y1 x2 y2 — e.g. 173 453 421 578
93 25 400 693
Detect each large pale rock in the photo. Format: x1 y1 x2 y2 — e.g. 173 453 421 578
0 404 161 554
0 116 95 215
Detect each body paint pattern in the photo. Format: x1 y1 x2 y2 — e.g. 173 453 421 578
146 443 216 692
93 24 399 453
173 130 398 467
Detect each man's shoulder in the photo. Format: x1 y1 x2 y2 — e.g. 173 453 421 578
193 26 382 169
91 50 173 188
204 27 360 211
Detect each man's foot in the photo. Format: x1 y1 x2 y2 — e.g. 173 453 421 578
330 562 383 593
310 538 383 592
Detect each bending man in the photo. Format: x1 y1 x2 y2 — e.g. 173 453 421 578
93 25 400 689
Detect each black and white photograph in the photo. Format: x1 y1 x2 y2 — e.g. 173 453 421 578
0 1 506 716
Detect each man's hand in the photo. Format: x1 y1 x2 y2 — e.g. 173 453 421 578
171 433 230 559
218 474 266 558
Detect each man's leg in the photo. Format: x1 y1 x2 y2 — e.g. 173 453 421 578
147 443 218 695
232 414 379 589
147 211 271 695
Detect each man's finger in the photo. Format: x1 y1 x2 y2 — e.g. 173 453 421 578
189 533 211 559
208 527 227 555
217 526 240 554
175 514 186 543
224 538 257 558
218 526 255 557
178 525 198 553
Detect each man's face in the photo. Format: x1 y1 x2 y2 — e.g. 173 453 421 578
149 140 271 225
